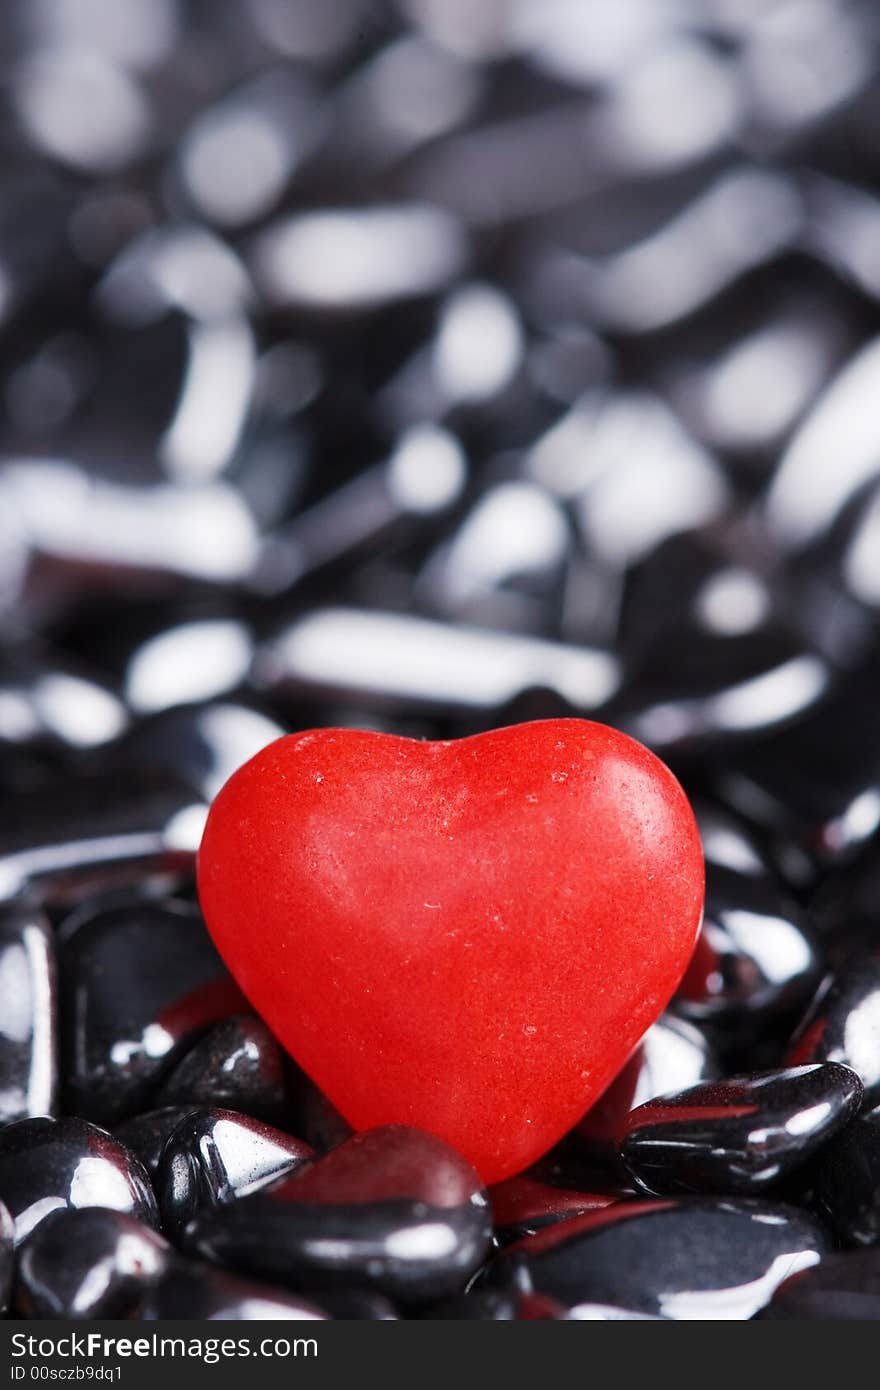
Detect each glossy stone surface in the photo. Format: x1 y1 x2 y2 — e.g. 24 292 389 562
158 1108 313 1238
58 899 246 1124
154 1015 288 1124
810 1103 880 1246
787 949 880 1105
0 906 57 1123
15 1207 170 1319
714 670 880 878
0 770 206 905
132 1262 328 1320
0 1199 13 1315
197 720 704 1182
621 1064 862 1195
676 835 820 1029
760 1249 880 1319
114 1108 201 1180
113 702 285 803
490 1176 616 1246
186 1125 492 1305
0 1117 157 1243
485 1197 832 1319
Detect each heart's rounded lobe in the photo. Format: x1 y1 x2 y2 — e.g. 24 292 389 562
197 719 704 1182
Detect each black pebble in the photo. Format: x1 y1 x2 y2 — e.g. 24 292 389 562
15 1207 170 1319
810 1102 880 1245
621 1064 863 1196
58 898 245 1124
0 905 57 1124
787 948 880 1105
185 1124 492 1305
483 1197 832 1319
158 1107 313 1239
154 1015 288 1125
0 1117 157 1243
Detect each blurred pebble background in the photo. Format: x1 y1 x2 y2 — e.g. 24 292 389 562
2 0 880 917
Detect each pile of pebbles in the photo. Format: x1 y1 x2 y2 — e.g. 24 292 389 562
2 0 880 1320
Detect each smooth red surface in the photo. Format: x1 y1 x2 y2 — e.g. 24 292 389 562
197 718 704 1183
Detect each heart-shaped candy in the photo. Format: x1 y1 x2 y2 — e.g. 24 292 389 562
197 719 703 1182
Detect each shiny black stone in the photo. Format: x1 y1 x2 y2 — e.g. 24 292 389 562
58 898 246 1124
760 1249 880 1318
0 1199 12 1315
617 567 826 756
0 1117 157 1243
114 1107 201 1179
154 1015 288 1125
484 1197 832 1319
675 819 821 1029
15 1207 170 1319
787 948 880 1105
132 1261 329 1320
185 1125 492 1304
810 1103 880 1246
621 1063 862 1196
0 905 57 1123
0 770 205 906
111 701 284 803
713 669 880 879
158 1108 313 1239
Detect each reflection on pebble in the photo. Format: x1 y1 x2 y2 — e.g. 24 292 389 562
1 462 260 585
586 169 802 332
256 608 619 712
765 336 880 548
98 227 252 327
253 206 467 310
26 0 180 71
125 621 253 714
385 425 467 515
432 284 522 403
424 483 568 611
14 50 150 173
160 321 255 481
687 319 831 453
178 74 320 228
844 484 880 608
594 39 742 175
530 391 727 567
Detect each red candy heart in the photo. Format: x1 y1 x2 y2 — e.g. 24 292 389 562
197 718 703 1183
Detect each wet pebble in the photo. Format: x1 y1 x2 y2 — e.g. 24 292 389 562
0 1117 157 1244
484 1197 832 1319
153 1015 288 1125
787 947 880 1105
621 1064 863 1196
185 1124 492 1305
15 1207 170 1319
0 905 57 1124
810 1102 880 1246
58 898 246 1125
157 1108 313 1239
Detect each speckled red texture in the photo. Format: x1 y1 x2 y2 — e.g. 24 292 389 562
197 718 704 1183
